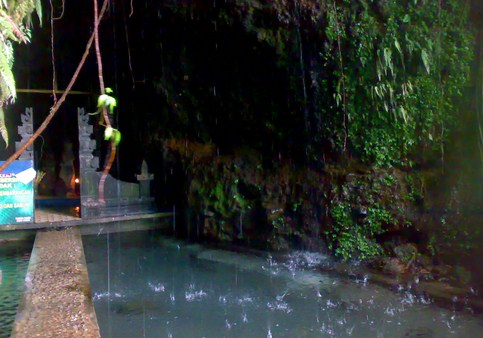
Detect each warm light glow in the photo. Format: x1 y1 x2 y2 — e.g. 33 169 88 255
74 178 80 184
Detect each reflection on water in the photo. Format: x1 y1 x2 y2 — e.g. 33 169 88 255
84 230 482 338
0 239 33 337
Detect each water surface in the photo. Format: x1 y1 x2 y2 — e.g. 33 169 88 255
0 238 34 337
84 230 482 337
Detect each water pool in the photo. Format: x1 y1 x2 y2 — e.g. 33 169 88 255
0 237 34 337
84 230 482 337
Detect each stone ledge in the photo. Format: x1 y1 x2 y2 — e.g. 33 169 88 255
11 228 100 338
0 212 172 231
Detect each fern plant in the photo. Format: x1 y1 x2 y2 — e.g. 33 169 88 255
0 0 41 147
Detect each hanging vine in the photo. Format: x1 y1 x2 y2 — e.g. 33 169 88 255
93 0 121 205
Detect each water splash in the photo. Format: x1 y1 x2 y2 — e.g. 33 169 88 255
346 325 355 335
336 316 347 326
384 306 396 316
148 282 165 293
282 251 329 270
319 322 335 336
268 254 274 266
241 312 248 323
262 254 281 276
419 294 432 305
276 291 288 302
185 289 207 302
267 297 292 313
355 274 369 286
236 295 254 306
93 291 123 301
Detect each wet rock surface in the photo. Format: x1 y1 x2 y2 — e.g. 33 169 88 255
11 227 100 338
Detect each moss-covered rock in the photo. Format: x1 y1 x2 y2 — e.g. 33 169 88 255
163 140 427 258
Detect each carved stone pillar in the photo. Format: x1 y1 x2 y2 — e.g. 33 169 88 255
136 160 154 198
16 108 34 160
78 108 102 217
78 108 99 171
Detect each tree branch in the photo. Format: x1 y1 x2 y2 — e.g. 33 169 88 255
93 0 115 205
0 0 110 173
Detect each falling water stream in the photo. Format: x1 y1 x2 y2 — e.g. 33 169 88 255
83 230 482 338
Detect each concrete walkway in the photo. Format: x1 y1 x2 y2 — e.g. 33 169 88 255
10 227 100 338
35 206 79 223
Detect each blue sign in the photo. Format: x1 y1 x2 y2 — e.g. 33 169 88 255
0 161 35 225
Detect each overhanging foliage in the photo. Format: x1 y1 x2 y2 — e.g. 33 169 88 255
0 0 41 147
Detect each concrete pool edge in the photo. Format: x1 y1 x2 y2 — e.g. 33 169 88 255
0 211 173 231
10 228 101 337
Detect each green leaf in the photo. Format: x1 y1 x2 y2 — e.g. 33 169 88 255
374 86 381 99
105 87 113 94
97 94 108 108
104 126 113 140
376 63 382 81
0 106 8 147
399 106 408 123
97 93 117 112
105 97 113 108
0 48 16 101
109 97 117 112
35 0 42 26
384 47 393 76
114 130 121 145
394 39 402 56
421 49 431 74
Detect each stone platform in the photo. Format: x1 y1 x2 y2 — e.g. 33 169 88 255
10 228 100 337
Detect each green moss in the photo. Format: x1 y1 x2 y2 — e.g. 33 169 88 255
324 171 405 261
